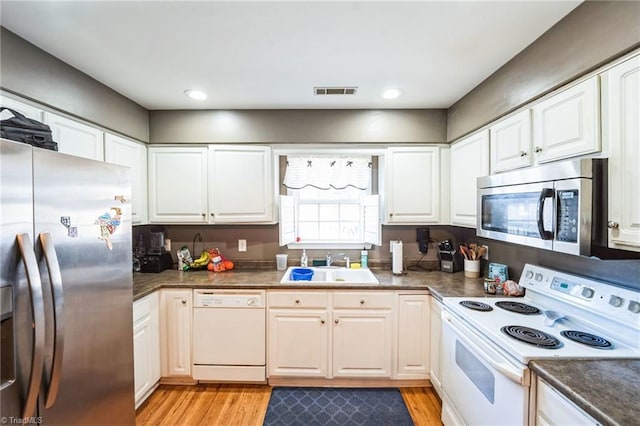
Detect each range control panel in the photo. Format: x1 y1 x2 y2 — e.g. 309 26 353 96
520 264 640 324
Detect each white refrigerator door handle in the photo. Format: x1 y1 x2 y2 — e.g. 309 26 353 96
16 233 46 418
39 233 65 408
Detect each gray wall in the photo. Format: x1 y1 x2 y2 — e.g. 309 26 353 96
0 27 149 142
447 1 640 141
149 109 447 144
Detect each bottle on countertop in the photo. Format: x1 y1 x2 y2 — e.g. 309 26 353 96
360 250 368 268
300 249 308 267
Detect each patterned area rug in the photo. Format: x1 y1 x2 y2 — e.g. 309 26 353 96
262 387 414 426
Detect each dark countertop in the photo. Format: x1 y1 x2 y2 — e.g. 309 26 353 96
132 268 493 301
530 359 640 426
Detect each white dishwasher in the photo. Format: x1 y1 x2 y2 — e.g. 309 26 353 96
192 289 266 382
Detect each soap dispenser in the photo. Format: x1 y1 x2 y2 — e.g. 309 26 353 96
300 249 308 267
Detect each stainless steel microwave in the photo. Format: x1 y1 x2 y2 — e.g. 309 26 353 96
477 158 606 256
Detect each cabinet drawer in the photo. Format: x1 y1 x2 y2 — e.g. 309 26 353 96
268 291 329 309
332 292 393 309
133 295 151 324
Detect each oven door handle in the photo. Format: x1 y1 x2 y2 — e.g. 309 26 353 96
537 188 555 240
442 310 528 386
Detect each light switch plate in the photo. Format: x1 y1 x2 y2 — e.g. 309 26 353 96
238 239 247 252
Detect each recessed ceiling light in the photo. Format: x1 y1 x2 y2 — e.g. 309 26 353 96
382 89 401 100
184 89 207 100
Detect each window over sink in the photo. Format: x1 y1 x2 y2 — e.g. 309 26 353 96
279 154 381 249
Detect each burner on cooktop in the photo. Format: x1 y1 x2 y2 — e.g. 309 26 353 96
501 325 563 349
495 301 541 315
459 301 493 312
560 330 614 350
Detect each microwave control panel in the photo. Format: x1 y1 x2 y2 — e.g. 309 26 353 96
556 190 579 242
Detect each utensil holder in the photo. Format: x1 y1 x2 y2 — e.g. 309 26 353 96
464 259 481 278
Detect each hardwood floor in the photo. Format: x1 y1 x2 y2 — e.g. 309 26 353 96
136 384 443 425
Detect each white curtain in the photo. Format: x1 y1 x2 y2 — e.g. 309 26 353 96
283 155 372 190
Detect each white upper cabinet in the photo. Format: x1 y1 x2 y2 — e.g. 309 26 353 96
208 145 274 223
104 134 148 224
43 112 104 161
602 54 640 252
0 95 43 120
385 147 440 224
490 110 532 173
450 130 489 227
148 146 209 223
532 76 600 164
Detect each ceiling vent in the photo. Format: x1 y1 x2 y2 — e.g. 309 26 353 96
314 87 358 96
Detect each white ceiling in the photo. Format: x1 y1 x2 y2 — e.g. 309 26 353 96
0 1 582 110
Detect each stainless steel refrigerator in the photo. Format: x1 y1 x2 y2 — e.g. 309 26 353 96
1 138 135 424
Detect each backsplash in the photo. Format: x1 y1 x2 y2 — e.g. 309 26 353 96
482 238 640 291
133 224 476 271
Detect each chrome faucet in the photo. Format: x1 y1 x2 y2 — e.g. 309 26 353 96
327 252 350 268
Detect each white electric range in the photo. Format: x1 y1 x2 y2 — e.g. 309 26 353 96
440 264 640 426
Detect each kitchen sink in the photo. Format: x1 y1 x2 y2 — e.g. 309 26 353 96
280 266 379 284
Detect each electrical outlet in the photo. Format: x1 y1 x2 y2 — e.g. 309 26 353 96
238 239 247 252
482 245 489 260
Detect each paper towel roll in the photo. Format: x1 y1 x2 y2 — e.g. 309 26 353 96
392 241 403 275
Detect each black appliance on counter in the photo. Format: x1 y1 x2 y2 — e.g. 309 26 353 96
438 240 463 273
135 227 173 273
140 252 173 273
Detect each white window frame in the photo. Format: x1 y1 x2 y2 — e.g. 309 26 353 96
275 146 384 250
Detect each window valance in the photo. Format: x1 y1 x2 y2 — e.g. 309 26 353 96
283 155 372 190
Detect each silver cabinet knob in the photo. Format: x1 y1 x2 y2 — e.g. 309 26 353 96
201 213 206 217
181 299 186 305
334 319 339 324
295 299 300 304
535 146 543 153
210 213 215 217
320 319 325 324
608 221 620 229
519 151 528 157
360 299 365 305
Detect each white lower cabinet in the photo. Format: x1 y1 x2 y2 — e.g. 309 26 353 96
429 296 443 397
268 290 426 381
268 309 329 377
160 289 193 378
536 378 597 425
133 292 160 408
395 293 430 379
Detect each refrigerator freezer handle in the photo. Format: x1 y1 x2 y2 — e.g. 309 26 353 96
537 188 555 240
39 233 64 408
15 234 46 419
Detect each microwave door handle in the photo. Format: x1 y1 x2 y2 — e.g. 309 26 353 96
39 233 64 408
16 234 46 419
537 188 555 240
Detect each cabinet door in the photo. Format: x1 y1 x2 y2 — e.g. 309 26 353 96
160 290 192 377
532 77 600 164
602 55 640 252
43 112 104 161
133 293 160 408
385 147 440 223
396 294 430 379
429 297 443 397
0 95 43 120
490 110 532 173
267 309 329 377
450 131 489 226
332 310 392 377
148 146 208 223
104 134 148 224
537 379 597 426
133 313 152 407
208 145 273 223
